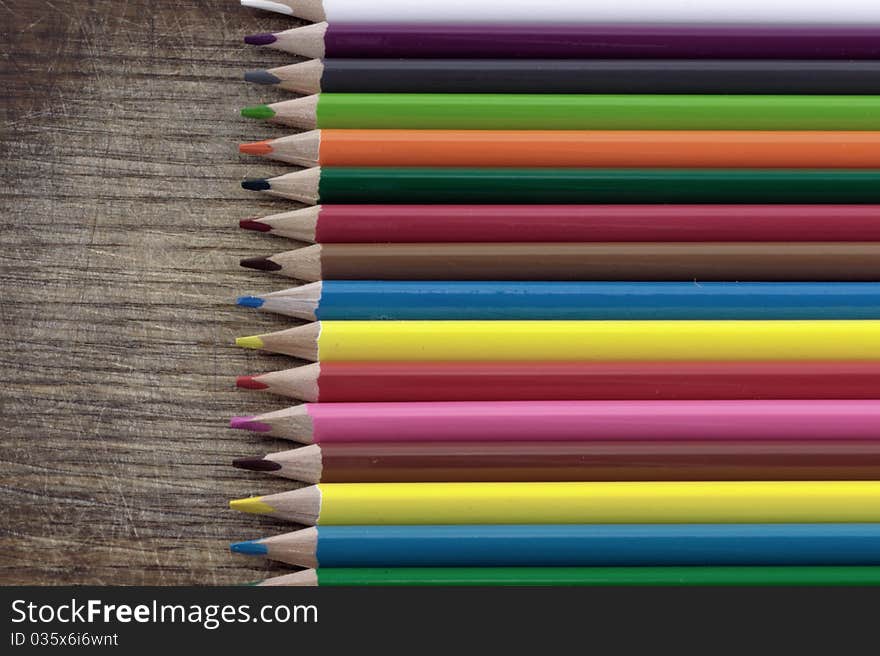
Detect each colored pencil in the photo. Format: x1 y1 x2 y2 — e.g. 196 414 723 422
253 566 880 586
236 281 880 321
233 441 880 483
244 23 880 60
235 362 880 403
239 131 880 169
240 94 880 130
245 60 880 95
238 243 880 282
228 481 880 525
228 400 880 443
239 205 880 243
239 0 880 25
234 320 880 362
239 168 880 205
231 524 880 568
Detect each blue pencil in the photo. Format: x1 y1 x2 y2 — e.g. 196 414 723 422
230 524 880 568
236 280 880 320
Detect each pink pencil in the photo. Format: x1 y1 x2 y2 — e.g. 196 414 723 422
229 400 880 443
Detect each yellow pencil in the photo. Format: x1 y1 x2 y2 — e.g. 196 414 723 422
235 320 880 361
229 481 880 525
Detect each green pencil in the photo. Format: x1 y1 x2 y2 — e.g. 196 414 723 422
241 94 880 130
241 168 880 205
254 566 880 586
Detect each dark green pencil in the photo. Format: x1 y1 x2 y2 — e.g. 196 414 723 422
253 566 880 586
241 168 880 205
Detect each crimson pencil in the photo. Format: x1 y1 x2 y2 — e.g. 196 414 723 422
239 205 880 243
234 441 880 483
236 362 880 403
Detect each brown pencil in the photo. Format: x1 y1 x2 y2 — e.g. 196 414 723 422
233 441 880 484
239 243 880 281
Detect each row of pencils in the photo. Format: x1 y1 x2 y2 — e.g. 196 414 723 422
230 0 880 587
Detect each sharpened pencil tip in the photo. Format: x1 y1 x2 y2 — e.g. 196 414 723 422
235 335 265 350
245 69 282 85
244 32 278 46
236 375 270 390
240 0 295 16
230 496 276 515
241 178 271 191
241 104 276 120
230 416 273 432
234 456 283 472
239 140 274 156
237 295 265 308
239 218 272 232
240 256 282 272
230 540 269 556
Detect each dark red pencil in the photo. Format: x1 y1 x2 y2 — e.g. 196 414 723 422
233 441 880 483
235 361 880 403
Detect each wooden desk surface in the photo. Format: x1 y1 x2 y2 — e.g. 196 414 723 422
1 0 317 584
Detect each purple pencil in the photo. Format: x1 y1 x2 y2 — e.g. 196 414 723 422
245 23 880 60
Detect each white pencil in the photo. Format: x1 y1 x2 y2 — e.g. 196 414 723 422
241 0 880 25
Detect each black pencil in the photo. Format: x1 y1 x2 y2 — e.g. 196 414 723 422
245 59 880 95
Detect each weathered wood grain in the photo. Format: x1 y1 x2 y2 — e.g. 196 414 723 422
0 0 318 584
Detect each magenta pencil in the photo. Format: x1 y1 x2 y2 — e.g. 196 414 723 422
228 399 880 443
239 205 880 243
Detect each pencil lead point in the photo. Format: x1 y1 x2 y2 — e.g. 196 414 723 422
239 140 274 156
235 335 265 350
239 218 272 232
237 295 265 309
230 540 269 556
236 375 270 390
244 32 278 46
241 178 271 191
233 456 283 472
230 416 273 433
241 104 276 120
244 69 282 85
230 496 276 515
240 256 282 272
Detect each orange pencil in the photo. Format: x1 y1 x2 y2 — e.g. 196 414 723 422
239 130 880 168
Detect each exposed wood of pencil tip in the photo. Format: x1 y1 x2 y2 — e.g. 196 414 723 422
256 322 322 361
245 364 322 401
260 486 323 525
256 281 323 320
256 569 319 586
246 131 322 167
258 444 324 482
268 23 328 58
292 0 326 21
248 404 315 442
260 527 320 567
266 167 322 204
243 206 321 242
269 96 320 129
266 60 325 95
269 244 324 281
